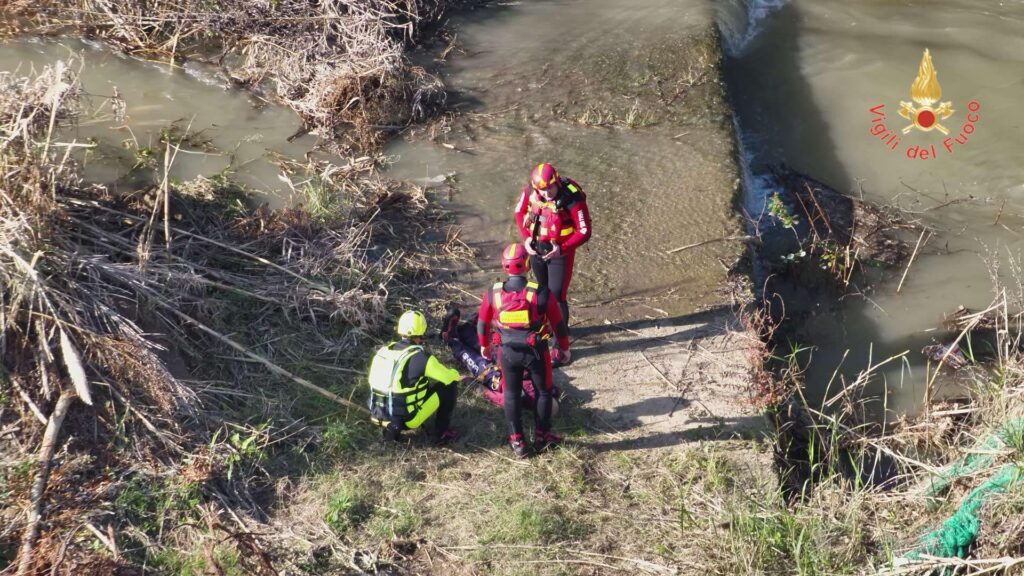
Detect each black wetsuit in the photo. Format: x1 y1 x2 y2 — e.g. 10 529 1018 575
529 252 571 327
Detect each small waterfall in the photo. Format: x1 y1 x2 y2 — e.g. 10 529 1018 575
715 0 788 56
715 0 789 226
731 119 778 222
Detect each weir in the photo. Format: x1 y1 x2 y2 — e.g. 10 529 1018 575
4 2 1023 571
716 0 1024 416
381 0 744 321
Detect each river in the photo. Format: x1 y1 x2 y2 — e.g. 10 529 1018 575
0 37 317 205
382 0 743 321
719 0 1024 414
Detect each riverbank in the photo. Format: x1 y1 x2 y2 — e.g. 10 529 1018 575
0 3 767 572
1 1 1022 575
264 3 774 572
0 56 480 574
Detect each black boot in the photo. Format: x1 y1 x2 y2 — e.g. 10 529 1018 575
382 422 402 442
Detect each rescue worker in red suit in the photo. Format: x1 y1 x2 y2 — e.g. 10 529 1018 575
477 243 571 458
514 163 592 357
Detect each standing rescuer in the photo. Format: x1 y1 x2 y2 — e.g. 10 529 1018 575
367 310 460 444
477 243 571 458
514 162 592 351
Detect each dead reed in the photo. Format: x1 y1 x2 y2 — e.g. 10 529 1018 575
743 278 1024 574
10 0 463 150
0 60 467 573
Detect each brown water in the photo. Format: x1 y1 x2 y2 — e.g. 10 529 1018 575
384 0 743 320
0 22 744 324
0 38 317 205
720 0 1024 413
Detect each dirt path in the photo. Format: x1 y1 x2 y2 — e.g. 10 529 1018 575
409 0 767 454
559 304 763 452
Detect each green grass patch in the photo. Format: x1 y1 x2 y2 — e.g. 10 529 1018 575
324 479 376 534
301 175 350 222
480 501 589 545
148 545 246 576
116 476 202 538
320 416 374 459
368 500 424 539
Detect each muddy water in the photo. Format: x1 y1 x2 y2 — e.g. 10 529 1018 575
0 20 745 321
719 1 1024 413
0 38 316 205
384 0 742 320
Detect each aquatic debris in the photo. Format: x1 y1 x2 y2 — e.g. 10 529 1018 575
922 342 969 370
410 171 456 189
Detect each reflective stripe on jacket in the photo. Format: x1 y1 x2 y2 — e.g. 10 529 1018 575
514 178 591 251
367 342 459 424
492 280 541 330
524 181 582 241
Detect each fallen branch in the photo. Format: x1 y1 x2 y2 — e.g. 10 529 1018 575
640 349 679 392
60 197 334 293
440 543 679 575
883 554 1024 576
10 377 47 425
17 392 74 576
159 303 369 414
993 198 1007 226
666 235 757 255
83 522 119 559
602 319 728 369
896 228 929 294
465 443 530 466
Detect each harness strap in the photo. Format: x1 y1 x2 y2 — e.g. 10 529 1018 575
493 282 540 329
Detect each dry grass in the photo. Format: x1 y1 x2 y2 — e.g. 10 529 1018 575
718 228 1024 574
0 71 1018 576
9 0 466 150
2 6 1022 575
0 60 471 573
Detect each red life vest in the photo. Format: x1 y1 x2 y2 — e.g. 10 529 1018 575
526 199 565 242
492 281 543 333
524 179 583 243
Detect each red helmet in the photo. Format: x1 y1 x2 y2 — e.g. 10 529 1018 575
530 163 559 192
501 243 530 275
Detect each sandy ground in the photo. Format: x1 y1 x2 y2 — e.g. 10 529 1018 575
558 303 765 452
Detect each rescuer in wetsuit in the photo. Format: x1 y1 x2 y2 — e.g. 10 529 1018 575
513 163 592 359
477 243 571 458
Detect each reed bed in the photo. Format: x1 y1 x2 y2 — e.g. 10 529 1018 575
0 61 468 573
9 0 463 150
734 281 1024 574
729 173 1024 573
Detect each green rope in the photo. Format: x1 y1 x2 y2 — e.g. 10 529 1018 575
895 419 1024 572
923 418 1024 499
910 464 1020 560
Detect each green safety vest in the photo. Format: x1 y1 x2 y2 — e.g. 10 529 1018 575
367 342 460 429
368 343 428 418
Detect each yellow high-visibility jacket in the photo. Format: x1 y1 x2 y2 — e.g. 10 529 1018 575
367 341 459 428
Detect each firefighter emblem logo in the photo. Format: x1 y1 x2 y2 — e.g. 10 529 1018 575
898 49 954 135
869 49 980 160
